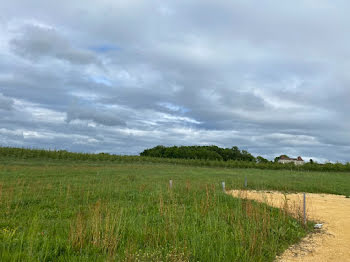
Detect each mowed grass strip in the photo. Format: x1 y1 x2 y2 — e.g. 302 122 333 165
1 161 348 261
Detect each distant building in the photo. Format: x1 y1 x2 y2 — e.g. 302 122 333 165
278 156 305 165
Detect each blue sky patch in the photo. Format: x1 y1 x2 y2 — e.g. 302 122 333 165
89 44 120 53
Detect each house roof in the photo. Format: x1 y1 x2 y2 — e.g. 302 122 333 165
279 156 304 161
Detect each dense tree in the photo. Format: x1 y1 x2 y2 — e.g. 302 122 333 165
256 156 269 163
140 145 256 162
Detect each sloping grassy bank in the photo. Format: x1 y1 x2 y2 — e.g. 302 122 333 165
0 162 317 261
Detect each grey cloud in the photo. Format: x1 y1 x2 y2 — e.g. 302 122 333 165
66 105 126 127
10 24 100 65
0 63 73 110
0 1 349 162
0 93 14 110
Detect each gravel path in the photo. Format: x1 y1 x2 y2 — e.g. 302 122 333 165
228 190 350 262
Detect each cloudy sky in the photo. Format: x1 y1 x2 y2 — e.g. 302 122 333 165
0 1 349 162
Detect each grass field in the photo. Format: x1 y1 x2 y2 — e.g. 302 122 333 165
0 159 349 261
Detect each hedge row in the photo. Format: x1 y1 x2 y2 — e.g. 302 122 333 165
0 147 349 172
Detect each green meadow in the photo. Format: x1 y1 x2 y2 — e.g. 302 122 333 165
1 159 349 261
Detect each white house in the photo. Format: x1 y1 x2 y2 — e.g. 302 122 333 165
278 156 305 165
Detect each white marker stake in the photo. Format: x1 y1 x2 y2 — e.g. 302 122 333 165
222 181 225 192
169 180 173 188
303 192 306 225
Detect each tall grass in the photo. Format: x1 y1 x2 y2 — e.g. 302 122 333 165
0 162 315 261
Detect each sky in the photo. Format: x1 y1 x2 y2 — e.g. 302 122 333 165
0 0 349 162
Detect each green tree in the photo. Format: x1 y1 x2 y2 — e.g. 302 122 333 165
256 156 269 163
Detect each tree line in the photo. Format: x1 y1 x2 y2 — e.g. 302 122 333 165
140 145 262 162
1 146 349 172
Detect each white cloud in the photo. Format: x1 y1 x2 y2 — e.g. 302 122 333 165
0 1 349 161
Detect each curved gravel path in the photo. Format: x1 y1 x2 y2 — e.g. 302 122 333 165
228 190 350 262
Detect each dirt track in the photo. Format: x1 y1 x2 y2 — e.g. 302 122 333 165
228 190 350 262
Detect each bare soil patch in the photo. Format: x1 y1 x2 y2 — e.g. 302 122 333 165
228 190 350 262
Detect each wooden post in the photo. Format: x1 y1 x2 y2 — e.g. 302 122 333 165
169 180 173 188
222 181 225 192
